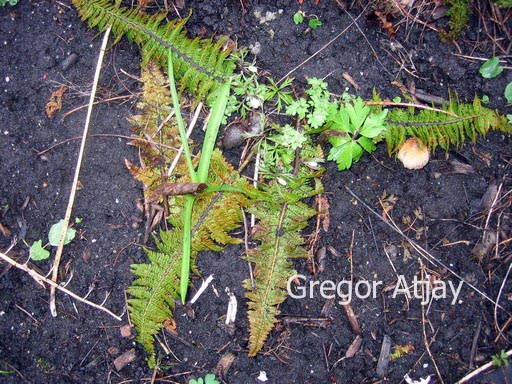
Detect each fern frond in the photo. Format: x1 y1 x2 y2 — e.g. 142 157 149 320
244 165 323 356
126 63 189 204
384 96 511 155
72 0 235 102
127 229 182 365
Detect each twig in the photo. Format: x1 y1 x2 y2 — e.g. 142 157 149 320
34 133 181 157
61 94 135 119
494 261 512 342
469 320 482 369
49 26 112 317
365 100 457 117
419 260 445 384
456 349 512 383
344 10 393 78
167 101 203 177
0 250 122 321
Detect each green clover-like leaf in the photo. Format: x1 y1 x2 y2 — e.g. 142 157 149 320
504 82 512 104
293 11 304 24
479 57 503 79
48 219 76 247
30 240 50 261
308 18 322 29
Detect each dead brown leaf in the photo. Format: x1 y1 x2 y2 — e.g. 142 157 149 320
316 194 330 232
45 85 67 119
374 11 397 39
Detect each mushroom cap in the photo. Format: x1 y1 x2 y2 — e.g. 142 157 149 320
397 137 430 170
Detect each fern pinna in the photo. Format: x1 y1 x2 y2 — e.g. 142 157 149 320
71 0 235 103
244 167 323 356
383 96 511 155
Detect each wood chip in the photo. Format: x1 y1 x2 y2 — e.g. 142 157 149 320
113 349 136 371
345 335 363 358
215 352 235 379
119 324 133 338
376 335 392 378
342 72 361 91
341 300 361 335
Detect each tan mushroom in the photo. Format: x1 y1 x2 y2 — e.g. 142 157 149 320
397 137 430 170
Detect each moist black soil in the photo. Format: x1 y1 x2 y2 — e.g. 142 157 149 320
1 1 511 383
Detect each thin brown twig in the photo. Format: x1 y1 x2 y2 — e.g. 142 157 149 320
365 100 458 117
0 249 122 320
344 10 393 78
33 133 184 157
419 259 445 384
456 349 512 383
61 94 136 119
49 26 111 317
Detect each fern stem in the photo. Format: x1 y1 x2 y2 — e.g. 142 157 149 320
202 185 246 194
197 80 231 182
167 50 198 183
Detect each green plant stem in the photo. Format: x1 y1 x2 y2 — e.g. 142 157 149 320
180 194 195 303
180 79 231 302
168 50 198 183
168 49 233 302
196 80 231 182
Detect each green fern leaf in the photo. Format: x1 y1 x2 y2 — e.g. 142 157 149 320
127 229 182 365
384 96 512 155
244 164 323 356
72 0 235 103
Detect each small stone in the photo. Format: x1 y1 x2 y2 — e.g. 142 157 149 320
61 53 78 71
222 124 245 149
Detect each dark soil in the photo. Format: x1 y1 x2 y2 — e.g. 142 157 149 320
1 1 511 383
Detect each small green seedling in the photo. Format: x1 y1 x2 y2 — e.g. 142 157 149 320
481 94 490 104
0 0 18 6
293 10 322 31
479 57 503 79
308 17 322 29
29 219 77 261
293 11 304 24
188 373 219 384
504 82 512 104
492 350 510 367
30 240 50 261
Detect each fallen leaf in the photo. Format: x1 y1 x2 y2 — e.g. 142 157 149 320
45 85 67 119
374 11 397 39
342 72 361 91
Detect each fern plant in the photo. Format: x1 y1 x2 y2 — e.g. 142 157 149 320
128 150 255 366
382 95 511 155
71 0 235 103
245 176 322 356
